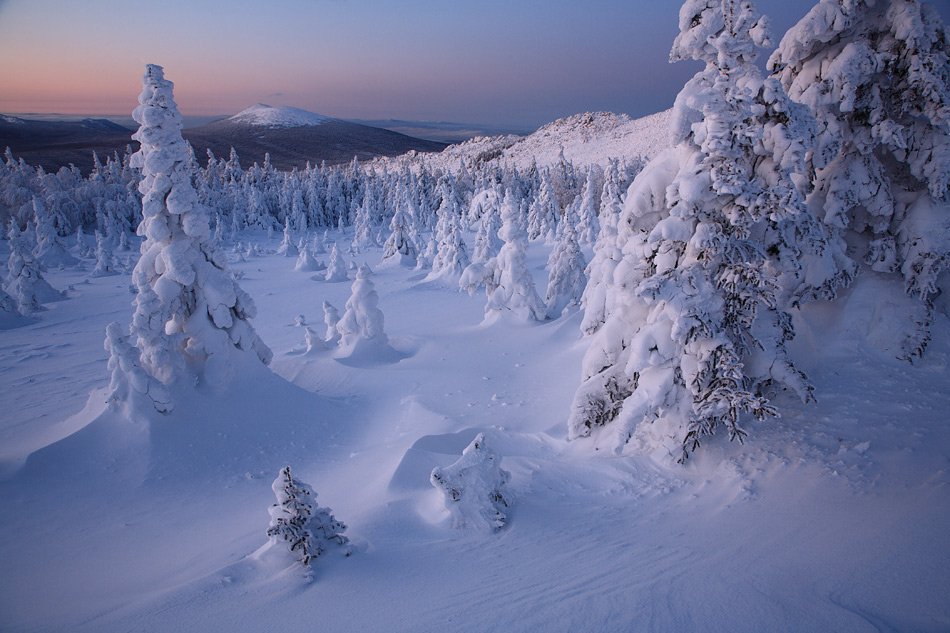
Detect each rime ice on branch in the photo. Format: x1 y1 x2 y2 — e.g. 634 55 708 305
124 64 271 404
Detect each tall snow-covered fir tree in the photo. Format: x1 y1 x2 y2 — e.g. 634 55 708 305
568 0 849 461
769 0 950 359
125 64 272 409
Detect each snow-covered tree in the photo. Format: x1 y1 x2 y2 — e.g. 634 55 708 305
323 300 341 345
428 195 470 283
471 199 503 264
104 321 172 413
569 0 843 461
276 218 298 257
294 239 321 272
430 433 510 531
336 264 387 350
527 170 560 242
32 196 77 268
5 220 61 314
769 0 950 358
266 466 349 568
382 190 418 266
125 64 272 402
484 191 545 322
91 229 118 277
545 202 588 318
580 159 625 335
576 167 601 245
324 242 348 282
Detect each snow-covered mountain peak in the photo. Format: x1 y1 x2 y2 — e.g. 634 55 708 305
228 103 332 128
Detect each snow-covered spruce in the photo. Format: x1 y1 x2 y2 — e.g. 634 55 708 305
430 433 510 531
336 264 387 351
266 466 349 568
544 200 588 318
769 0 950 359
126 64 272 401
483 190 546 322
569 0 847 461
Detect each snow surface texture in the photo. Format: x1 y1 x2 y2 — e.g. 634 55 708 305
229 104 332 128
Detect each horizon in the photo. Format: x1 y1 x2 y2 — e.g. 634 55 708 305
8 0 942 130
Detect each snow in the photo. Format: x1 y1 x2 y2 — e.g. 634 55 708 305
1 228 948 632
228 104 333 128
389 109 675 174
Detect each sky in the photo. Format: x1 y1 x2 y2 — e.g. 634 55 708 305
1 0 948 130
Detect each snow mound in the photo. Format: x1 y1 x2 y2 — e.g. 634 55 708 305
229 104 332 128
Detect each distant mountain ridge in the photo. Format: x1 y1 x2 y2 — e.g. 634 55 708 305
0 105 446 173
183 106 447 170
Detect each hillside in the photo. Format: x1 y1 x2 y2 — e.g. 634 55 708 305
0 115 134 173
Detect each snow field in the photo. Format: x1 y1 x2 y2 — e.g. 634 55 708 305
0 231 948 632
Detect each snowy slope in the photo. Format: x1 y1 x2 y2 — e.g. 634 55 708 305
398 109 674 173
228 103 333 128
0 231 948 632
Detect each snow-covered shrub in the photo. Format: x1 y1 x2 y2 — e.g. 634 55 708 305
126 64 272 398
266 466 349 567
769 0 950 359
430 433 510 531
569 0 849 461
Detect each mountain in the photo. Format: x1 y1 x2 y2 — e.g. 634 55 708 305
0 115 134 172
0 105 447 173
182 104 447 170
